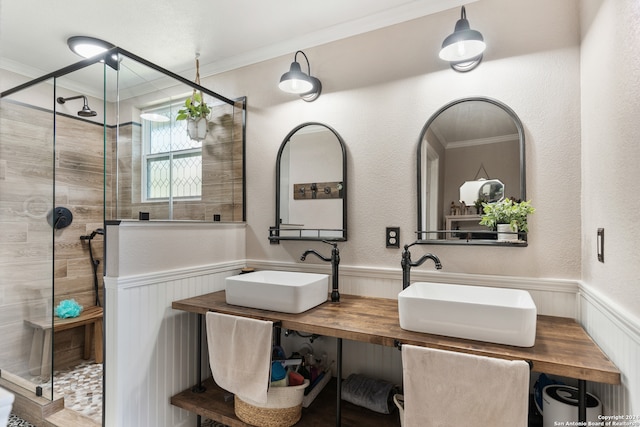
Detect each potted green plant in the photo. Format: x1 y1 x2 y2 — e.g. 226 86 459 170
479 198 535 241
176 91 211 141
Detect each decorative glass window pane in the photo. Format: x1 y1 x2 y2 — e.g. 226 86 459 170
148 118 201 154
142 103 202 201
147 156 170 199
172 152 202 197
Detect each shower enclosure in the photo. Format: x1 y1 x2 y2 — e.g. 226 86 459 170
0 47 245 416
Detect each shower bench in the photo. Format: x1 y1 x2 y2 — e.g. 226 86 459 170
24 306 103 377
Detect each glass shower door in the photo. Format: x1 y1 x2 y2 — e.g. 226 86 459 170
0 79 56 399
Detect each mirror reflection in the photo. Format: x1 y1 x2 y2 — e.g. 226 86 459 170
459 178 504 205
417 98 525 245
270 122 347 242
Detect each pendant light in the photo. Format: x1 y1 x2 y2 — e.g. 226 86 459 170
278 50 322 102
439 6 486 72
67 36 115 58
67 36 119 69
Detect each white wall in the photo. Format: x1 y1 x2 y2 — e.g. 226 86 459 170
104 222 246 427
202 0 582 279
580 0 640 329
105 221 246 277
198 0 639 413
579 0 640 413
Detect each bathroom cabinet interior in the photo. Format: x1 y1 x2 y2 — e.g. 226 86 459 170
172 292 620 425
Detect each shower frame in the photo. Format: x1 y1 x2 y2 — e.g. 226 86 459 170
0 47 246 414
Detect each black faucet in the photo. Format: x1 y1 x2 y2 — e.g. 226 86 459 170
401 242 442 290
301 241 340 302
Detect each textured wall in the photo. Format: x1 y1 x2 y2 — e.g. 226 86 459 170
579 0 640 413
580 0 640 323
202 0 582 280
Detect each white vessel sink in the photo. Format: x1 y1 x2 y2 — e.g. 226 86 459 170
225 270 329 314
398 282 537 347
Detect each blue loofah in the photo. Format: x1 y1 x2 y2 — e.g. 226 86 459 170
55 299 83 319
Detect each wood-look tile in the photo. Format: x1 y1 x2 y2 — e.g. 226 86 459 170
44 408 101 427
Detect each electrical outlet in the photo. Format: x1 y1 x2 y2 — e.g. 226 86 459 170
386 227 400 248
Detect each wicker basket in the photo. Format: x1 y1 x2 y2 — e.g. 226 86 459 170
234 380 310 427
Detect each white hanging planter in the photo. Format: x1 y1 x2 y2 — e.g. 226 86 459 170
497 223 518 242
187 117 208 141
179 57 211 141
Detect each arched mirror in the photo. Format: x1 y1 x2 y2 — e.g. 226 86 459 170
269 122 347 243
417 97 526 245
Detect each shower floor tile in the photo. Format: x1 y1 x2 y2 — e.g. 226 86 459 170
31 361 103 424
23 361 229 426
7 413 36 427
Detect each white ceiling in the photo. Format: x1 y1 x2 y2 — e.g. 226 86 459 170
0 0 470 91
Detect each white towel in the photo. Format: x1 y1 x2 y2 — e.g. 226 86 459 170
206 312 273 404
402 345 529 427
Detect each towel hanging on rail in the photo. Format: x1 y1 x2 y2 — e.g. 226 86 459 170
206 312 273 405
402 345 529 427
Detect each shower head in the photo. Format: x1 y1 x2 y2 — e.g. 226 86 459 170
56 95 97 117
78 104 97 117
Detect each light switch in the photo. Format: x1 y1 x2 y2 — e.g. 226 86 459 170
597 228 604 263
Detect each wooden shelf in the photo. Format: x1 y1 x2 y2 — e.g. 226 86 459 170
171 291 620 426
173 292 620 384
171 377 401 427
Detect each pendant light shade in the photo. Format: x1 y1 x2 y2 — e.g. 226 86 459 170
67 36 120 70
278 50 322 102
67 36 115 58
279 61 313 94
439 6 485 72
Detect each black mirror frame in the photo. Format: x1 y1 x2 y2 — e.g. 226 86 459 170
269 122 347 243
416 97 526 246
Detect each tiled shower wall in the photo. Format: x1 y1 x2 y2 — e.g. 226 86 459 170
0 101 108 373
114 104 244 222
0 99 244 376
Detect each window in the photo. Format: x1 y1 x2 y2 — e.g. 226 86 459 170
142 105 202 201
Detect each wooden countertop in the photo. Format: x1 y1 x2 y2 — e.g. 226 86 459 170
172 291 620 385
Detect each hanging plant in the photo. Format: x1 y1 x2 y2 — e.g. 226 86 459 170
176 54 210 141
176 91 210 121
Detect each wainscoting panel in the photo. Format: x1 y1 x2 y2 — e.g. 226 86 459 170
104 262 243 427
104 256 637 425
251 260 582 389
580 283 639 415
246 260 580 317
